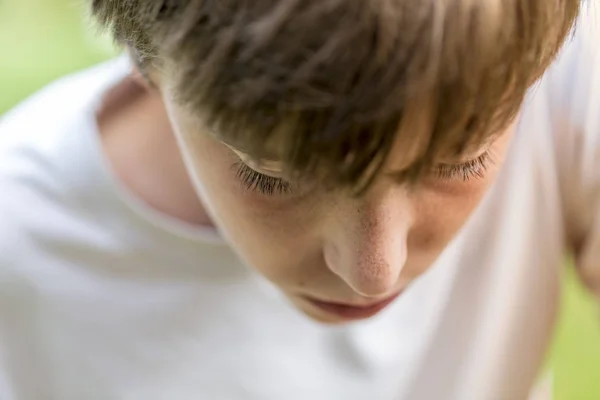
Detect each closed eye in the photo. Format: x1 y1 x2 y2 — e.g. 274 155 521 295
233 151 493 197
435 152 493 182
233 161 295 196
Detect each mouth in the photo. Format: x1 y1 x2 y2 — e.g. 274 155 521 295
301 291 403 321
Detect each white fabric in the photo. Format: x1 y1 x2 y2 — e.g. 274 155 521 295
0 8 598 400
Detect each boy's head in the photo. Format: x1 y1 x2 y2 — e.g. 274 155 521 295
92 0 579 323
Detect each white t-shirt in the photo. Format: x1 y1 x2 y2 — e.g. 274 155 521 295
0 9 598 400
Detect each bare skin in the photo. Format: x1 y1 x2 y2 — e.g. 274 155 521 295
99 71 515 324
98 73 212 227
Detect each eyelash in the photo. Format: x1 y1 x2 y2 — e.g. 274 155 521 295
435 152 492 182
234 162 294 196
234 152 492 196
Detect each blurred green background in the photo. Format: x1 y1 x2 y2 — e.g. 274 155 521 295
0 1 599 399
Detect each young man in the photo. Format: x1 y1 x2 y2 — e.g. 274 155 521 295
0 0 596 398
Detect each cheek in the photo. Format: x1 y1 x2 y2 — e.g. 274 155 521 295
406 173 499 273
409 136 512 254
172 124 321 274
186 136 311 235
411 187 485 246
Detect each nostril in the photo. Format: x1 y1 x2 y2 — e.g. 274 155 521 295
322 244 341 276
348 261 401 297
325 246 402 297
322 209 409 297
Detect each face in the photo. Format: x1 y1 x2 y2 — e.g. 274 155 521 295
159 80 515 324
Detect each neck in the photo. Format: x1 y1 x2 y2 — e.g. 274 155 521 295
97 73 213 227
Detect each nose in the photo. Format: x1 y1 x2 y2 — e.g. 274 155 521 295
323 192 410 297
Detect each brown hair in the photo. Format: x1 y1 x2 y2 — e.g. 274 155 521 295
92 0 580 192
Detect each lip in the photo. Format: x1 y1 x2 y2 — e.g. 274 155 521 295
302 292 402 321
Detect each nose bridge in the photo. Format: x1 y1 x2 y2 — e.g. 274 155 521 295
323 190 410 297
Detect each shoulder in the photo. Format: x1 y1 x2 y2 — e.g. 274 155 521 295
537 5 600 247
0 57 131 205
0 57 130 163
0 175 45 286
544 4 600 130
0 58 131 270
538 4 599 138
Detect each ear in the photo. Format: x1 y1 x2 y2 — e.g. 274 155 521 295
126 45 160 91
130 65 156 91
